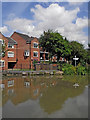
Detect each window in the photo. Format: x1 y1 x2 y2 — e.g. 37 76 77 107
62 58 64 61
24 50 29 57
33 51 38 57
8 80 14 87
0 39 4 45
8 52 14 57
0 60 5 67
8 43 14 48
33 43 38 48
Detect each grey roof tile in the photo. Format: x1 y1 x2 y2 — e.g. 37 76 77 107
15 32 35 43
6 37 17 45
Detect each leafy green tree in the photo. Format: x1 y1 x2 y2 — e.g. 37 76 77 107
39 30 72 62
0 40 6 57
86 43 90 64
70 41 87 65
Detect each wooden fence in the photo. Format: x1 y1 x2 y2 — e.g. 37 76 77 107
35 63 59 71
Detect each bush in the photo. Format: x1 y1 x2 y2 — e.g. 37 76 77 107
76 64 87 75
62 64 76 75
53 70 56 75
62 63 87 75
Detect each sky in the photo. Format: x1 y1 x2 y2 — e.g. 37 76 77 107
0 1 89 48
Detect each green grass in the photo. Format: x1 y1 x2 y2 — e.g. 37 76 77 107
11 69 34 71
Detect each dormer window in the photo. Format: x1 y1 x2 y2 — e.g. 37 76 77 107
8 43 14 48
33 43 38 48
24 50 29 57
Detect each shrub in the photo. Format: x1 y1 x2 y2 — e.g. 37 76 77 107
76 64 87 75
62 63 87 75
53 70 56 75
62 64 76 75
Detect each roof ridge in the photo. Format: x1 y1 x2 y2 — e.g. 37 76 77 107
15 32 30 37
14 32 36 43
10 37 17 44
15 32 36 39
6 37 17 44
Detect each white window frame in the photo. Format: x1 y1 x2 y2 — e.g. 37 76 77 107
0 39 4 45
33 51 38 57
24 51 29 57
8 51 14 57
33 42 38 48
8 80 14 87
8 43 14 48
0 60 5 67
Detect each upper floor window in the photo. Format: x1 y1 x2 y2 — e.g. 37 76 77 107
33 43 38 48
8 43 14 48
24 50 29 57
33 51 38 57
0 60 5 67
8 51 14 57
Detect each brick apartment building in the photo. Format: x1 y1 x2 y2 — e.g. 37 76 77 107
0 32 65 70
0 32 50 70
0 32 17 70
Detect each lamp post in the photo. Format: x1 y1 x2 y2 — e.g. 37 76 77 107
73 55 79 67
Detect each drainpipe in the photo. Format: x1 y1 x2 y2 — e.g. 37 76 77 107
29 42 31 69
16 44 18 68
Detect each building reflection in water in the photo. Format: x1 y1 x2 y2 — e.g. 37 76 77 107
1 75 88 115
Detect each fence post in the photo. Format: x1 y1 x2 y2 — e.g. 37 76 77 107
29 64 31 70
21 64 22 70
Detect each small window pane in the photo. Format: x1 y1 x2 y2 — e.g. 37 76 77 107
33 52 38 57
8 52 14 57
33 43 38 48
8 43 14 48
0 60 5 67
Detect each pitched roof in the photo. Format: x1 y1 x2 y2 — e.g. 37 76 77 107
15 32 35 43
6 37 17 45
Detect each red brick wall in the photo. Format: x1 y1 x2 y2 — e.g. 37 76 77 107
11 33 40 69
31 38 40 69
7 44 17 62
11 33 30 69
0 33 17 70
0 33 8 70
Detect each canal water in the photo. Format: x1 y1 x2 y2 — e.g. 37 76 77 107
1 75 88 118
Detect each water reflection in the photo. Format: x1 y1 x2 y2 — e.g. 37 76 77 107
1 75 88 118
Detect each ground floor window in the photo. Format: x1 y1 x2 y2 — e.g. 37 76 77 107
33 51 38 57
8 80 14 87
8 62 16 69
0 60 5 67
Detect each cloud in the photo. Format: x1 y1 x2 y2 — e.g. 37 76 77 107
57 17 88 47
31 4 79 28
5 3 88 48
6 18 34 34
0 26 9 34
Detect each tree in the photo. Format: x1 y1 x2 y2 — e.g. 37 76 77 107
86 43 90 64
39 30 72 62
0 40 6 57
70 41 87 65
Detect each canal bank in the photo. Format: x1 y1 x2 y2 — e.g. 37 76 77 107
1 70 63 76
